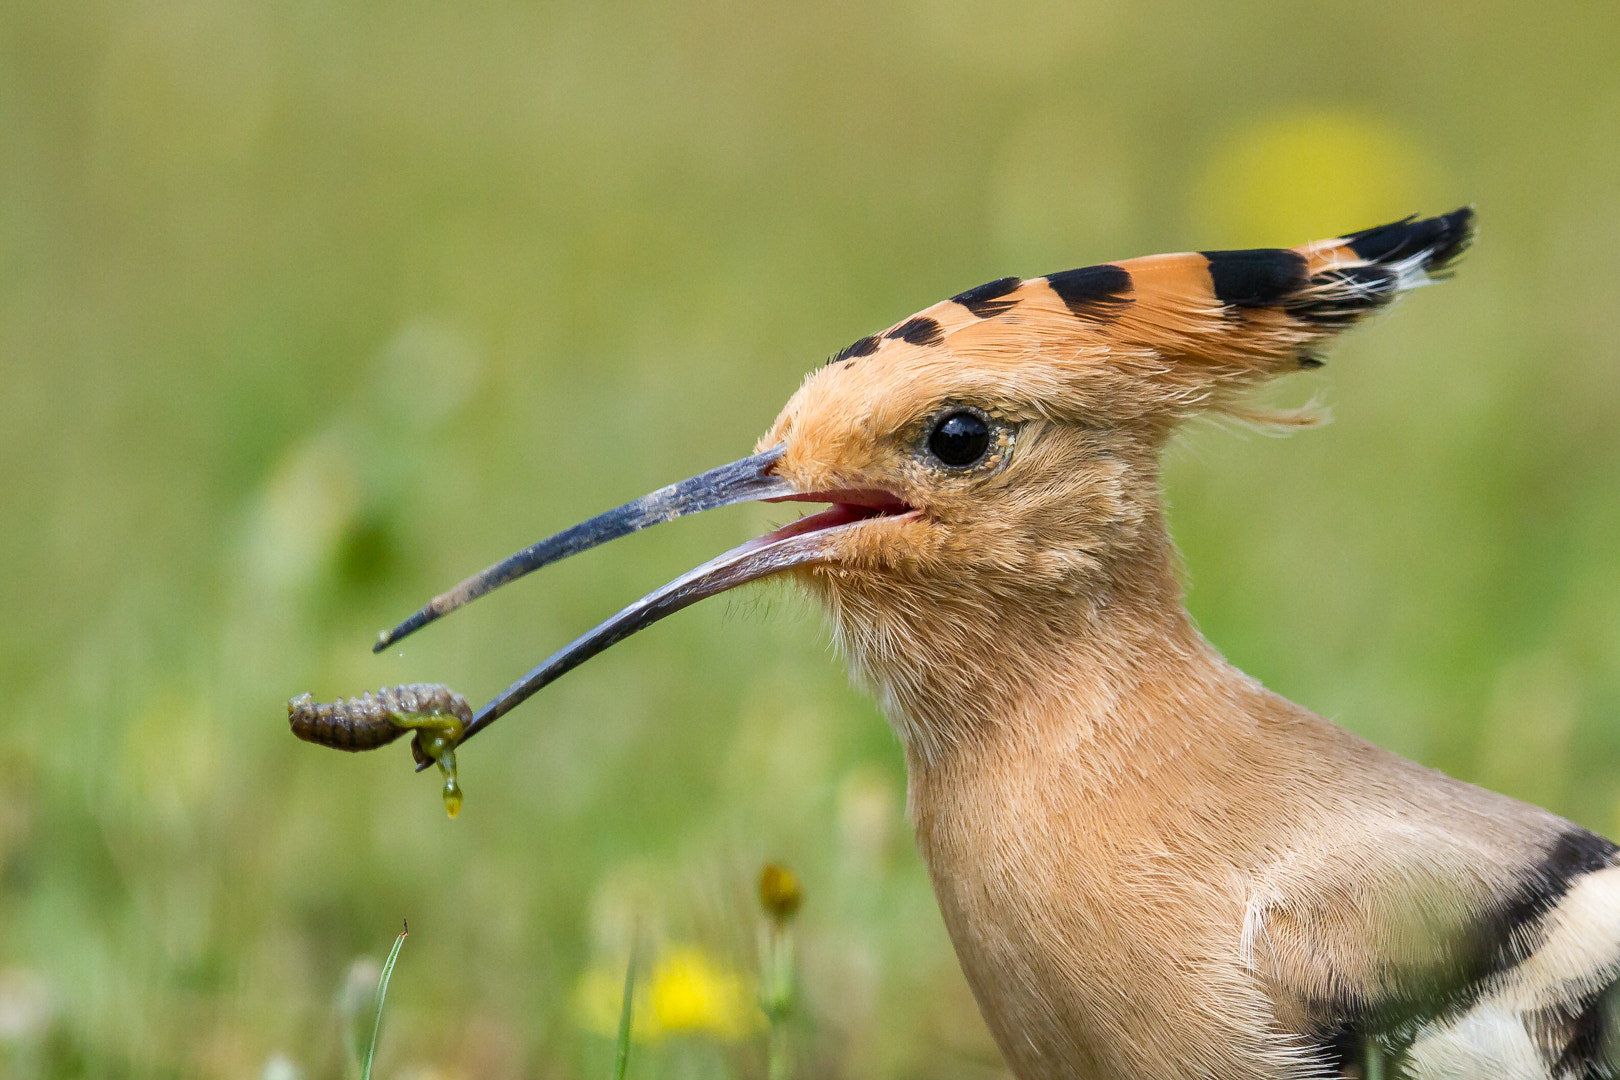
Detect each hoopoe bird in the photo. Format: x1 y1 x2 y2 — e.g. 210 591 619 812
376 208 1620 1078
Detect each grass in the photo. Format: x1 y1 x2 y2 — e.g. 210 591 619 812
359 924 409 1080
611 944 638 1080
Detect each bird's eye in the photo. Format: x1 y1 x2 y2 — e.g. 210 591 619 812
928 411 991 468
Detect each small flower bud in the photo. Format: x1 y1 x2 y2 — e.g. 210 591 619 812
758 863 803 924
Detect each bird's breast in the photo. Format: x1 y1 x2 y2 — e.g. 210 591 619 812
905 739 1319 1080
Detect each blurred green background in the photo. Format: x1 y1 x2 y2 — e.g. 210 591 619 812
3 1 1619 1077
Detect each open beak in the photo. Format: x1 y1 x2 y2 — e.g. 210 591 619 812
373 443 913 759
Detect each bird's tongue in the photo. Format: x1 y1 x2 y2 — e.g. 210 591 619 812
759 495 908 541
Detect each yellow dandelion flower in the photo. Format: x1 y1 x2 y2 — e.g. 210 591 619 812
573 944 764 1043
648 945 763 1040
1192 112 1438 248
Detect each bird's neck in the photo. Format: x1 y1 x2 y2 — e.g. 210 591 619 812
815 516 1233 767
825 534 1323 1080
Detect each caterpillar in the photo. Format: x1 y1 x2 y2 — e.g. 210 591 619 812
287 683 471 817
287 683 470 750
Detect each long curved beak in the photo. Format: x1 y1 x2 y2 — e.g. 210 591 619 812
375 445 793 651
372 443 913 759
445 503 882 755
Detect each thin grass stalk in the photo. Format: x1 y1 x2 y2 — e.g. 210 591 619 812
361 922 409 1080
1364 1037 1384 1080
611 942 639 1080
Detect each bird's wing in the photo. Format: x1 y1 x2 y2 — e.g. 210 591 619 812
1245 808 1620 1078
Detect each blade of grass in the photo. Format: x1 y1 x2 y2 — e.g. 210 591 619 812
1365 1037 1384 1080
361 921 409 1080
611 942 638 1080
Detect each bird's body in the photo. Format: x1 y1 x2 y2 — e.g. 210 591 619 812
371 207 1620 1077
897 616 1617 1078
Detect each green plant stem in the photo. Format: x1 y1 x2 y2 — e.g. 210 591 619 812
761 924 794 1080
767 1022 790 1080
611 944 638 1080
361 923 409 1080
1364 1037 1385 1080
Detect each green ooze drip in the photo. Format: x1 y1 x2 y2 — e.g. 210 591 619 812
388 710 466 817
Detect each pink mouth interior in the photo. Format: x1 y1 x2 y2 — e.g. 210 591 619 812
761 491 915 543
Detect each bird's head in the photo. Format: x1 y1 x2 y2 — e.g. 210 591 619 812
760 289 1181 606
376 210 1474 752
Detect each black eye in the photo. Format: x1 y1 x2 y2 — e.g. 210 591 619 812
928 411 991 467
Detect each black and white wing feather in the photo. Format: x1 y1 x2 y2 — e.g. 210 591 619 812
1253 807 1620 1079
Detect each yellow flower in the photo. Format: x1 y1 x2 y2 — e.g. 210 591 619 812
1192 112 1437 248
574 944 764 1043
648 946 762 1039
